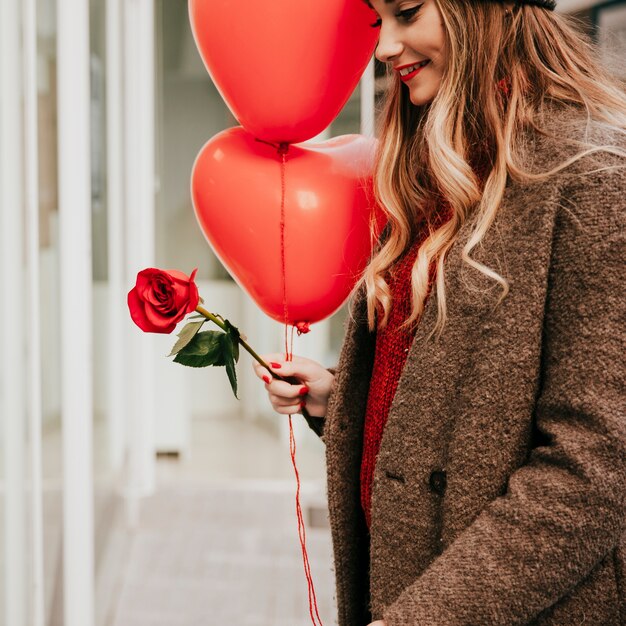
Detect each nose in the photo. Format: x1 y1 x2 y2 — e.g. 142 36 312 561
374 24 404 64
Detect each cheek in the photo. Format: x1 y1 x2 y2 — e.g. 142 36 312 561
429 39 447 71
419 14 446 61
438 32 447 59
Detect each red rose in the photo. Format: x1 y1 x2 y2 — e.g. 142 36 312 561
128 268 200 334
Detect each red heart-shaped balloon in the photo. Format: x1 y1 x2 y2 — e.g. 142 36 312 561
191 127 386 326
188 0 378 144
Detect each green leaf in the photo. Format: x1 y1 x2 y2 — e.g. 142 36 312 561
224 319 241 362
173 331 226 367
168 321 205 357
172 351 215 368
222 336 238 398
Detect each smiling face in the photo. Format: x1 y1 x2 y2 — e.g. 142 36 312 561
368 0 447 106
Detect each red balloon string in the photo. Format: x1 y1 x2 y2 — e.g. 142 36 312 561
279 144 290 358
278 143 324 626
289 413 324 626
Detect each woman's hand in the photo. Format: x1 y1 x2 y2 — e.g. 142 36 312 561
252 353 335 418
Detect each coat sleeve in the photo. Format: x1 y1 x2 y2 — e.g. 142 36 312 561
383 165 626 625
301 366 338 439
303 277 373 440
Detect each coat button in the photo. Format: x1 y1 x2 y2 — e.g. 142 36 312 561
429 470 447 495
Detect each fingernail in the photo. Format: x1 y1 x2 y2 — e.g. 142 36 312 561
263 375 271 384
270 362 282 369
299 386 309 395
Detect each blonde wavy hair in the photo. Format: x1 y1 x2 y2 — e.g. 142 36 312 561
354 0 626 338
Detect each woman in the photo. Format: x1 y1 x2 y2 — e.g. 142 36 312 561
253 0 626 623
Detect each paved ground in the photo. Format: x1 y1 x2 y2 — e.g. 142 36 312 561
109 416 338 626
110 483 337 626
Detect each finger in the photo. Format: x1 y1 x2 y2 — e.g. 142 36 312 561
252 362 274 385
258 352 292 367
269 393 306 408
267 379 308 398
264 358 317 381
253 353 289 374
272 400 306 415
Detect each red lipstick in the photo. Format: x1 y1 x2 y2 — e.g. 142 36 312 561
396 60 430 82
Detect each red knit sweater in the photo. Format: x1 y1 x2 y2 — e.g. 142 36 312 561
360 210 452 529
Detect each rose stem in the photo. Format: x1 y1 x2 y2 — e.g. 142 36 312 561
195 305 316 421
195 304 309 392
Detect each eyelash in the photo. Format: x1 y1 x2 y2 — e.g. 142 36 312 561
370 5 423 29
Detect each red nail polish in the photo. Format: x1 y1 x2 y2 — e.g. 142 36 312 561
263 375 271 384
299 386 309 395
300 401 306 409
270 362 282 369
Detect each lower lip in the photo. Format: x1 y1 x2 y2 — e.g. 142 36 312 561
399 62 430 82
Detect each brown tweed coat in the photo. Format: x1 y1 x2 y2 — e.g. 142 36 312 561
308 110 626 625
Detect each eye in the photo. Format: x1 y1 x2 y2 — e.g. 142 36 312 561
397 4 423 21
369 4 423 28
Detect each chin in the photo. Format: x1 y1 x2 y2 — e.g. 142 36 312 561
409 93 435 106
407 77 441 107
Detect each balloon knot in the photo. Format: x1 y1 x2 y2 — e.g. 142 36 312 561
277 142 290 155
295 321 311 335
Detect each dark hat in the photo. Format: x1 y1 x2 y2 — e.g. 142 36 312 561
512 0 557 9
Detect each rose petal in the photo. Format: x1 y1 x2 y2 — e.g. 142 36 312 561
128 288 165 333
136 268 161 291
171 307 188 325
186 281 200 313
153 287 173 310
145 283 168 306
169 268 200 313
144 300 173 326
165 269 192 282
138 270 173 304
150 275 178 312
187 268 200 311
142 303 178 333
168 271 195 311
